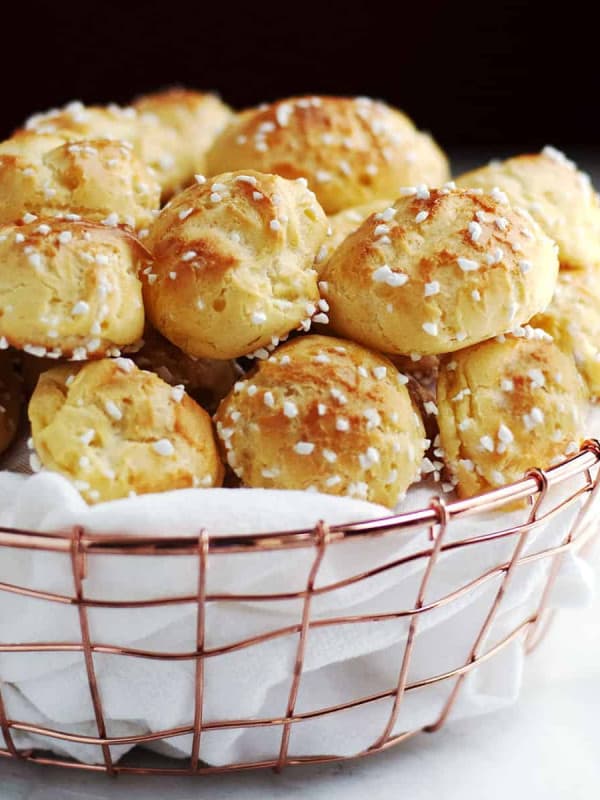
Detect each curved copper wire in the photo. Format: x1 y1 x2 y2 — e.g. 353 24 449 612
368 496 449 751
0 442 598 557
70 527 113 774
0 471 590 611
0 442 597 775
190 529 209 771
425 467 550 733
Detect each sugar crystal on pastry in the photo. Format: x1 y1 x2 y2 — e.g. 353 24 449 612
531 269 600 399
437 335 586 498
0 219 146 358
214 335 426 507
457 148 600 270
0 136 160 231
28 359 223 503
321 187 559 355
143 170 328 360
133 89 233 197
206 96 449 214
20 99 224 201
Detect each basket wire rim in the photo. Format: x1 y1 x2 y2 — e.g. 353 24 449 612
0 439 598 556
0 439 598 775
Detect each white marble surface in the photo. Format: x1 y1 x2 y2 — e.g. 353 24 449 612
1 548 598 800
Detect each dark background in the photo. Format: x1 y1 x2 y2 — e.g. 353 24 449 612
1 0 596 156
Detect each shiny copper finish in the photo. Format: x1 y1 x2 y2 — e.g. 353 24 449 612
0 440 598 776
0 687 17 759
70 527 114 774
190 530 209 771
426 467 548 733
276 520 330 771
369 496 449 750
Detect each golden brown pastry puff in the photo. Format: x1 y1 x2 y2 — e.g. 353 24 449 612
0 219 146 359
532 269 600 400
321 187 559 355
0 129 73 159
214 334 426 507
456 147 600 271
22 102 138 142
0 136 160 231
28 359 223 503
437 335 586 498
206 95 449 214
315 198 394 272
143 170 328 360
133 89 233 195
20 101 181 200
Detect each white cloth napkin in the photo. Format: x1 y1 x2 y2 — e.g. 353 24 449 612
0 479 595 766
0 410 598 766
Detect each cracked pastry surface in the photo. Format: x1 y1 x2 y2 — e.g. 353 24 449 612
206 95 449 214
5 93 595 509
20 100 187 200
532 269 600 400
143 170 328 360
456 147 600 270
315 198 393 273
214 334 426 507
133 89 233 196
321 187 559 355
437 335 586 498
23 102 138 142
0 219 146 359
0 129 74 160
0 136 161 231
28 359 224 503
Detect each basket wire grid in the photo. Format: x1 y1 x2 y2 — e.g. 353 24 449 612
0 439 599 776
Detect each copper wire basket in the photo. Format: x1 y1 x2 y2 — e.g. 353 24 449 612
0 439 599 777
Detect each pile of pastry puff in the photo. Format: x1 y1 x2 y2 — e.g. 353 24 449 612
0 91 596 508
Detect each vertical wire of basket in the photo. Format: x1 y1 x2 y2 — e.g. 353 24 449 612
0 441 598 774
